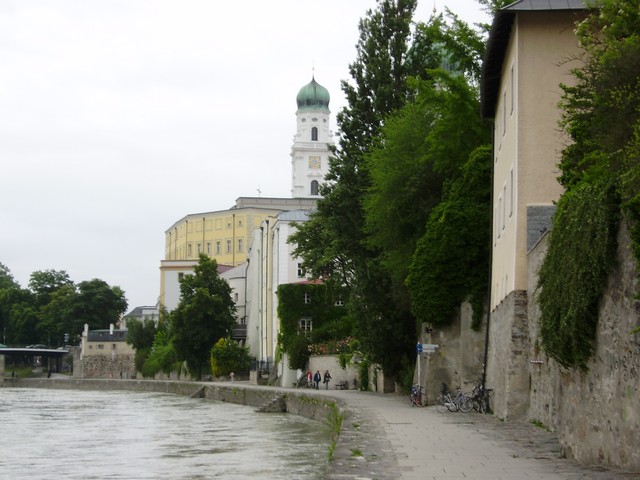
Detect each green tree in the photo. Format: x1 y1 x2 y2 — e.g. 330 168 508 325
407 146 492 329
38 284 77 346
28 270 74 306
64 279 128 334
0 263 21 344
141 330 179 378
126 317 157 351
170 254 236 379
364 69 490 287
290 0 421 284
290 0 420 381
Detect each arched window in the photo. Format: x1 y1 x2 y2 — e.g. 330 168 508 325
311 127 318 141
310 180 319 196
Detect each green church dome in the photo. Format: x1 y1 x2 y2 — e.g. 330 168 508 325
296 77 330 112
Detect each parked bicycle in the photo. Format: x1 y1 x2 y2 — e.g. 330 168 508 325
470 382 493 414
435 385 472 413
409 384 427 407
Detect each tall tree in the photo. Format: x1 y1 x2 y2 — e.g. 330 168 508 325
0 263 20 344
28 270 74 306
170 254 236 379
290 0 420 380
66 279 128 334
291 4 490 380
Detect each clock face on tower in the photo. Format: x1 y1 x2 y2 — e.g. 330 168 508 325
308 156 321 169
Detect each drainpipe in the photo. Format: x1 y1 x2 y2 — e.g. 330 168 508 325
481 131 496 390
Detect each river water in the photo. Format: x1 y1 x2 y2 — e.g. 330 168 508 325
0 387 330 480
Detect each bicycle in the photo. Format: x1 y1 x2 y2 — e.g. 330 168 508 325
470 382 493 414
408 384 427 407
435 386 473 413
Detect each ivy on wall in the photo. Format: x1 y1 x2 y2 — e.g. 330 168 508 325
537 178 619 370
276 283 352 370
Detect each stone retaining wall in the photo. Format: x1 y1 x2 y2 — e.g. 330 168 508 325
526 222 640 471
13 377 344 424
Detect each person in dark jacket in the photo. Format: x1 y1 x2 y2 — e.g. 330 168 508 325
313 370 321 390
323 370 332 389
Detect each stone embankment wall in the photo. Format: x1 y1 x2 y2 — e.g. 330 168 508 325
13 378 344 424
526 223 640 471
75 353 136 379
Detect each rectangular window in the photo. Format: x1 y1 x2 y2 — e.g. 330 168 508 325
502 90 507 136
509 167 514 217
234 293 239 303
510 64 515 115
178 273 184 281
298 318 312 333
297 263 306 278
303 292 311 304
187 244 193 257
226 240 232 253
207 242 211 255
502 185 507 230
497 199 502 239
197 243 202 254
112 344 117 350
237 238 243 253
98 344 104 350
216 241 221 255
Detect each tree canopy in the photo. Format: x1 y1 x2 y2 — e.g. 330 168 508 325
170 254 236 379
0 264 128 346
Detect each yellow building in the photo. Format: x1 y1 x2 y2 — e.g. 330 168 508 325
159 196 317 311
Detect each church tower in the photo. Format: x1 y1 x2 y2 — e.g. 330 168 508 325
291 76 333 198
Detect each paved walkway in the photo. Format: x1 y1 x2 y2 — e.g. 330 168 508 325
319 389 639 480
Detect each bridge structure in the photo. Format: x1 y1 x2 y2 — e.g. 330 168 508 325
0 347 70 381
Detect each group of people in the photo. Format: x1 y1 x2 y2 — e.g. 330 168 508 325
305 369 331 389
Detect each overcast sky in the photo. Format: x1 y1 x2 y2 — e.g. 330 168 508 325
0 0 489 312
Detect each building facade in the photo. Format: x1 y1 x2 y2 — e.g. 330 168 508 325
158 76 334 366
76 323 136 378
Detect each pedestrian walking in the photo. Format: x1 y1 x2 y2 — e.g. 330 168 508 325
313 370 321 390
306 370 313 388
323 370 332 390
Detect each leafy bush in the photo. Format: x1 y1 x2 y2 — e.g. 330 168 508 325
210 337 251 377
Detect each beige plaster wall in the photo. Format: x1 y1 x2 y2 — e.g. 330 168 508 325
491 11 584 308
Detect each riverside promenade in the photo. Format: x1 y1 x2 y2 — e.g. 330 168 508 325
319 388 639 480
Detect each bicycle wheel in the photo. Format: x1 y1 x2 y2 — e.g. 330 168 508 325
435 394 448 413
409 392 416 407
416 392 427 407
477 397 488 414
445 395 458 412
458 395 473 413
